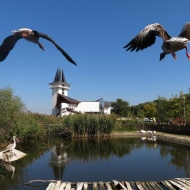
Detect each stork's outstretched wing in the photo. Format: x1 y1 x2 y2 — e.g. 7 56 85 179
179 22 190 40
0 35 22 61
37 32 77 65
124 23 171 52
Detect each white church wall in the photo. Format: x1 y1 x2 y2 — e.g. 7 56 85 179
51 88 59 115
60 103 78 116
104 107 112 115
50 85 65 115
75 101 100 113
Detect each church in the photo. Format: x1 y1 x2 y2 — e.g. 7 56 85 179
49 68 113 116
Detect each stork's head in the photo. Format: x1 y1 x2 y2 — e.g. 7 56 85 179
13 136 19 142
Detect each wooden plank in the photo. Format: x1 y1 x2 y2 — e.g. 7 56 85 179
41 178 190 190
65 182 71 190
104 182 112 190
54 180 61 189
124 181 133 190
148 182 162 190
76 182 84 190
169 180 188 190
140 182 150 190
83 182 88 190
76 182 80 188
136 182 145 190
175 178 190 187
118 182 127 190
50 183 56 190
46 183 55 190
173 179 190 190
99 181 106 190
111 180 119 188
93 182 98 190
144 182 155 190
58 182 67 190
160 181 176 190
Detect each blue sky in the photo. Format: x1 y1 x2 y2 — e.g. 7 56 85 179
1 1 190 114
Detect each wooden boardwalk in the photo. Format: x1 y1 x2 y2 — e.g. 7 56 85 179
45 178 190 190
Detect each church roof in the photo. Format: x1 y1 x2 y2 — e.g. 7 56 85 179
50 68 70 86
104 101 113 108
54 68 66 83
56 93 80 108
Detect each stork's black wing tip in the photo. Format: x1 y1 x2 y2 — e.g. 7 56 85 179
73 62 77 66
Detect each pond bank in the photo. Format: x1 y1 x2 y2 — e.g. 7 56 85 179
111 131 190 146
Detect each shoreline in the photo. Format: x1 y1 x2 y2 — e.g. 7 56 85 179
111 131 190 146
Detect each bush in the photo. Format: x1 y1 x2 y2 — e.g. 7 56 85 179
114 118 142 131
59 114 116 137
0 87 46 141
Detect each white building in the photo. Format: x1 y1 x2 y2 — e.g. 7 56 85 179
49 68 112 116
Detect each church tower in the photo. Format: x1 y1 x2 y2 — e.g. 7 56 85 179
49 68 70 115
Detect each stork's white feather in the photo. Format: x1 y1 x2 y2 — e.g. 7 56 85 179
11 28 32 33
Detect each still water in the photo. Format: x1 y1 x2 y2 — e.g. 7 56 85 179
0 136 190 190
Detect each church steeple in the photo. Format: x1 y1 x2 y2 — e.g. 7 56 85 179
49 68 71 115
54 68 67 83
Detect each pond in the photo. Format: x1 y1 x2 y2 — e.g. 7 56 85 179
0 135 190 190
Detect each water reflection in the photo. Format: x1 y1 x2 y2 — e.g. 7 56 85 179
49 143 70 180
0 137 190 189
3 163 15 179
141 135 157 141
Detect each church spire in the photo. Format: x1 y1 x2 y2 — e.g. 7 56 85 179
54 68 67 83
49 68 71 116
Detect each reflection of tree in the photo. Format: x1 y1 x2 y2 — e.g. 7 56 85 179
159 141 190 177
64 138 143 161
169 147 190 176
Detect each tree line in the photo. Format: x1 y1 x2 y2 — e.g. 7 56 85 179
112 91 190 124
0 86 189 141
0 87 116 141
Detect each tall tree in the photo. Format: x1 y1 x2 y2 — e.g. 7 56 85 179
143 102 157 118
154 96 169 122
111 98 130 117
0 87 26 137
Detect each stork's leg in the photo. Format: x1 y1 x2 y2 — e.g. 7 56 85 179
185 45 190 60
37 42 44 50
172 52 177 60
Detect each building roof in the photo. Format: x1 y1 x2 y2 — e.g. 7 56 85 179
49 68 70 86
54 68 66 83
104 101 113 108
56 93 80 108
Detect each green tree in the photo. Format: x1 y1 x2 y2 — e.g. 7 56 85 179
168 94 182 119
0 87 27 137
154 96 170 122
131 104 145 118
111 98 130 117
143 102 157 118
